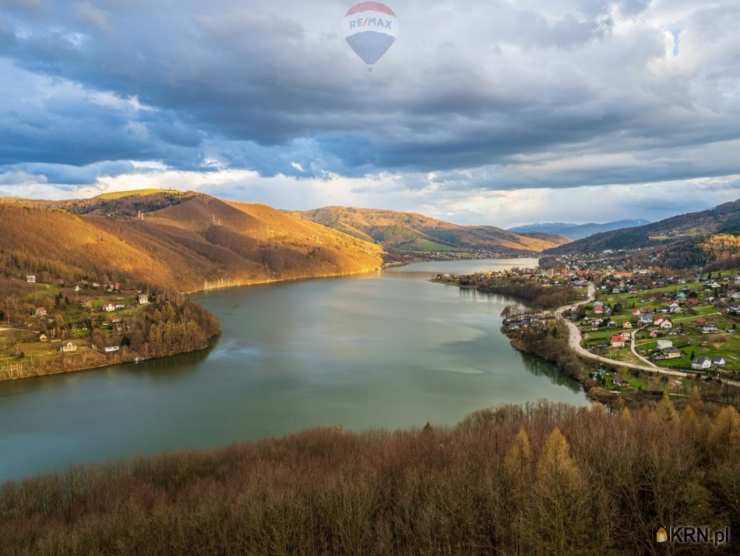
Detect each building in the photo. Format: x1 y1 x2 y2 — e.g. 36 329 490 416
623 321 633 329
610 334 628 348
26 275 36 284
103 303 116 313
138 294 150 305
35 307 48 317
60 342 77 353
639 313 654 325
663 348 682 360
691 357 712 371
104 346 120 354
660 320 673 330
713 357 726 367
657 340 673 351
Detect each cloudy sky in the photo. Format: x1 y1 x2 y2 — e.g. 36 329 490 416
1 0 739 227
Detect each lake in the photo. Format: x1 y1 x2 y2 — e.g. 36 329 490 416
0 259 586 483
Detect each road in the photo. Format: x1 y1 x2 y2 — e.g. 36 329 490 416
630 329 658 369
555 284 690 378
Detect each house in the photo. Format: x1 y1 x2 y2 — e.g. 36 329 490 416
702 325 719 334
103 346 120 354
74 285 81 292
610 334 628 348
60 342 77 353
668 303 682 313
607 320 617 328
38 334 48 342
35 307 48 318
26 275 36 284
591 318 604 329
713 357 726 368
657 339 673 351
663 348 682 360
639 313 654 325
650 330 659 338
115 304 126 310
632 308 642 317
138 294 150 305
691 357 712 371
593 302 605 315
660 320 673 330
623 321 633 329
103 304 116 313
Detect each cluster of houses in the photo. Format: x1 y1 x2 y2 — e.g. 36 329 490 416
502 311 556 333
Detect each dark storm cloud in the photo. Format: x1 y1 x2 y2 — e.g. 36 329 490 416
0 0 739 192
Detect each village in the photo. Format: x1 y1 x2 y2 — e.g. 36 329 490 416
439 258 740 406
578 269 739 376
0 272 155 380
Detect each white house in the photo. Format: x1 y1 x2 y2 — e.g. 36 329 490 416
713 357 726 368
657 340 673 351
26 275 36 284
691 357 712 371
660 320 673 330
103 303 116 313
104 346 120 354
60 342 78 353
138 294 150 305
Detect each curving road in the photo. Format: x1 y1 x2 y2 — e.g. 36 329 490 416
555 284 690 378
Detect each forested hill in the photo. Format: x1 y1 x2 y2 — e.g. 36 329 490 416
295 206 569 257
545 199 740 267
511 219 650 240
0 191 383 293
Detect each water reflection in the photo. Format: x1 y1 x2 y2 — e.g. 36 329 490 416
0 259 585 483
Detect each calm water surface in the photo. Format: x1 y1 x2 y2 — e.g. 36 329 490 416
0 259 586 482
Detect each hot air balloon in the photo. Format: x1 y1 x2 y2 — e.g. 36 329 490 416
343 2 399 68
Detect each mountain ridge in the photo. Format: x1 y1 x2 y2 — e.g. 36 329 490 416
545 199 740 268
511 219 650 240
294 206 569 258
0 192 384 293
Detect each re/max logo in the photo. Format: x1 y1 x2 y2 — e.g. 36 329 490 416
348 18 393 30
658 526 730 546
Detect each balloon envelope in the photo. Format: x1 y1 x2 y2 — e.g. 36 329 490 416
343 2 398 66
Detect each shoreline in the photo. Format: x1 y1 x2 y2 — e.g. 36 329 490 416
1 255 542 383
469 281 740 407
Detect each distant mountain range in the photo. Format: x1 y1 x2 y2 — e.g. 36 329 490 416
545 199 740 268
510 220 650 240
295 207 569 258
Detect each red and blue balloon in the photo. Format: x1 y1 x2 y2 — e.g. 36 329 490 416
343 2 398 67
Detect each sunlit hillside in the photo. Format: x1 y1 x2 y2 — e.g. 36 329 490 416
0 192 383 292
297 206 569 256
